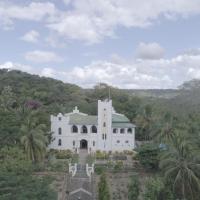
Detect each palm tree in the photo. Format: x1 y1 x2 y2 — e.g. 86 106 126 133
160 132 200 200
153 112 175 144
136 104 154 141
20 115 48 163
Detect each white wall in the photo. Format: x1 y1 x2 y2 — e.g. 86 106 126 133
49 101 135 153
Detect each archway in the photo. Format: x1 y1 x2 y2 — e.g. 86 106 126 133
80 139 88 149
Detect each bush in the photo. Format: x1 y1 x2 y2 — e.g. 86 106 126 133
0 172 57 200
95 165 106 175
49 149 72 159
123 150 134 155
128 175 140 200
143 177 174 200
47 160 68 172
113 161 123 172
96 150 109 160
98 173 110 200
137 143 160 170
113 154 127 160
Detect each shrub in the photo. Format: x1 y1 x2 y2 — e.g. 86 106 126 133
98 173 110 200
143 177 174 200
113 161 123 172
95 165 106 175
128 175 140 200
52 149 72 159
137 143 160 170
96 150 109 160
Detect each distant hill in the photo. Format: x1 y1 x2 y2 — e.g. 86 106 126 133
0 69 200 116
125 89 179 99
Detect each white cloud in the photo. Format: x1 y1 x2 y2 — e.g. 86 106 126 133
1 1 200 43
41 68 56 78
47 0 200 43
63 0 72 6
0 61 33 72
25 50 63 63
21 30 40 43
1 51 200 89
43 52 200 89
0 2 57 29
136 42 165 60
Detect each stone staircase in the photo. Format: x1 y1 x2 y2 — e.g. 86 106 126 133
66 150 95 200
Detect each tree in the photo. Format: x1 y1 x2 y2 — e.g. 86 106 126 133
20 113 48 163
0 86 15 111
128 175 140 200
0 172 56 200
143 177 174 200
137 143 160 170
136 104 154 141
153 112 175 144
98 173 110 200
160 132 200 200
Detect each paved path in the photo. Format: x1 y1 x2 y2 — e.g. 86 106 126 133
78 149 88 165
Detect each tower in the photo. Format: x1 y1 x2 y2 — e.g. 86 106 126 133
97 99 112 151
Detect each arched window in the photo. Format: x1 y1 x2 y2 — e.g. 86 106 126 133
58 127 62 135
72 125 78 133
58 139 62 146
81 125 88 133
103 122 106 127
127 128 132 134
120 128 125 134
113 128 118 134
91 125 97 133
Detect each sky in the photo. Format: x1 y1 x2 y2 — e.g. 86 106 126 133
0 0 200 89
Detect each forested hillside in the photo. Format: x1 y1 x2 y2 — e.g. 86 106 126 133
1 69 200 200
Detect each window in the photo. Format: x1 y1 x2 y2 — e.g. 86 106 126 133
73 141 75 146
103 122 106 127
127 128 132 134
117 140 120 143
58 117 62 121
125 140 129 143
72 125 78 133
58 139 62 146
93 141 95 146
105 134 107 140
113 128 118 134
91 125 97 133
102 134 104 140
58 128 62 135
120 128 125 134
104 108 106 111
81 125 88 133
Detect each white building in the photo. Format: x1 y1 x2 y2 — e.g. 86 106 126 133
49 100 136 153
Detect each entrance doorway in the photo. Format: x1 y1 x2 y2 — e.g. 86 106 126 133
80 139 88 149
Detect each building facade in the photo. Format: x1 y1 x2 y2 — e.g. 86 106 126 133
49 100 135 153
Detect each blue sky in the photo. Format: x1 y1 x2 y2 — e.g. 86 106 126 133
0 0 200 89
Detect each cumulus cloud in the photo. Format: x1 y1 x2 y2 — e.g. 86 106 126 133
21 30 40 43
47 0 200 43
0 61 33 72
136 42 165 60
63 0 72 6
41 67 56 78
1 51 200 89
25 50 63 63
0 2 57 29
1 1 200 43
